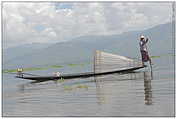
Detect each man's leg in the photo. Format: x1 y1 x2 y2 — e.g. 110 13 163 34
141 51 145 66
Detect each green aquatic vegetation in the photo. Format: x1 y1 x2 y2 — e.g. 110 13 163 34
67 63 86 67
3 69 17 73
3 64 64 73
24 67 47 71
3 62 89 73
57 80 64 83
3 67 47 73
79 63 85 66
150 53 175 59
49 65 63 68
150 56 161 59
63 85 73 91
76 85 88 89
68 63 79 67
63 83 89 91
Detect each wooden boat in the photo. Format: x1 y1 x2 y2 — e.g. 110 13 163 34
15 51 145 81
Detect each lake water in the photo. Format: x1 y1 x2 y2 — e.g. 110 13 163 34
2 55 175 116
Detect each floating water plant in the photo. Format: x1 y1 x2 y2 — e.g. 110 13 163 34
150 53 175 59
63 85 73 91
68 63 79 67
76 85 88 89
3 69 17 73
150 56 161 59
3 64 64 73
67 63 85 67
49 65 63 68
3 67 48 73
63 84 88 91
3 61 92 73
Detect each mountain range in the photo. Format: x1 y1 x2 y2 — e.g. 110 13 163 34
3 22 174 69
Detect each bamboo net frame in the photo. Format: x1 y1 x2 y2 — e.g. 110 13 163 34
94 50 143 73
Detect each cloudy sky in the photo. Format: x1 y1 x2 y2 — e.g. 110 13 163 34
3 2 174 48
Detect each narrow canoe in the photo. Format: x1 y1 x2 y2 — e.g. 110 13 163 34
16 65 145 81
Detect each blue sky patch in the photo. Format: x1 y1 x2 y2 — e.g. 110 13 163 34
55 3 73 10
34 25 46 32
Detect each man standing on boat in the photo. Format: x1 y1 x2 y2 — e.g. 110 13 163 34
139 35 152 66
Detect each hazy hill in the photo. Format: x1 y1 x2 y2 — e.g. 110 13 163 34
3 43 54 63
3 22 174 69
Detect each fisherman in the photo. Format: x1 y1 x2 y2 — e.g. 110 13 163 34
139 35 152 66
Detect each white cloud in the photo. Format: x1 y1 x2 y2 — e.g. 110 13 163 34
2 2 173 48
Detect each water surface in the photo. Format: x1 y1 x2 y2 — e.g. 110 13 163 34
2 56 175 116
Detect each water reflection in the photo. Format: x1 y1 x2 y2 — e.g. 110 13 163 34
18 70 153 106
94 71 153 105
144 72 153 105
94 75 106 104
